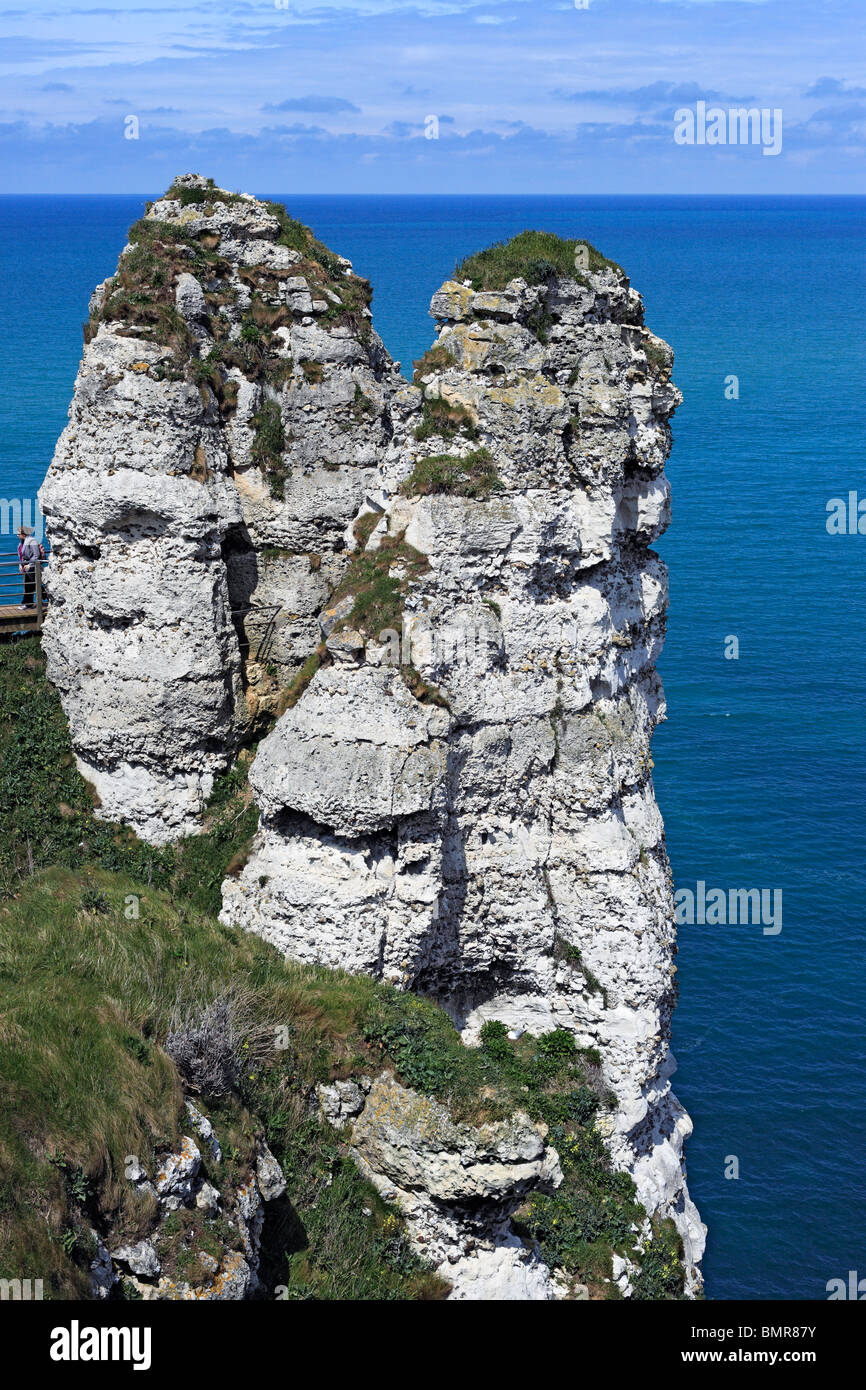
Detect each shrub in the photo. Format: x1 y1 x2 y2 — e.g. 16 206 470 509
479 1019 511 1062
412 343 456 383
164 183 208 207
79 884 110 915
400 448 503 501
165 992 241 1098
165 987 273 1100
631 1219 686 1300
413 398 478 442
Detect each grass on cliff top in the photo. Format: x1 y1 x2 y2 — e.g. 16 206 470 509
89 181 372 385
162 178 246 209
454 230 624 291
261 197 373 340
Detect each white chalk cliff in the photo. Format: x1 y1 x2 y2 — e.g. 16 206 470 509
40 175 706 1295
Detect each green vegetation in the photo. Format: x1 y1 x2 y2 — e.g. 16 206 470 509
412 342 456 383
91 216 230 359
0 639 256 912
250 397 288 499
351 384 376 420
314 523 450 707
171 757 260 916
262 199 373 341
413 397 478 442
454 230 624 292
163 178 245 210
362 1005 648 1294
263 200 346 281
513 1121 641 1292
86 182 375 452
643 338 673 378
0 864 446 1299
554 935 609 1006
327 525 430 644
275 644 326 718
400 447 503 501
526 301 556 344
362 1005 606 1127
0 636 686 1300
164 182 209 208
631 1219 687 1300
249 295 291 333
299 358 324 385
400 665 451 710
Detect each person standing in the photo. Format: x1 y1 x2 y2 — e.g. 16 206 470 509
17 525 43 610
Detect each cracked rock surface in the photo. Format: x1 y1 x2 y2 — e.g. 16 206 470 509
45 176 705 1294
319 1070 565 1300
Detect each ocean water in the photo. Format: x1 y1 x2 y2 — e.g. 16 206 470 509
1 194 864 1301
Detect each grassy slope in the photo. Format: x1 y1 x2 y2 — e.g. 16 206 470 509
0 865 448 1299
0 636 684 1301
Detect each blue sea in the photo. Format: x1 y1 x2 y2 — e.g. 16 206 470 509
2 194 864 1301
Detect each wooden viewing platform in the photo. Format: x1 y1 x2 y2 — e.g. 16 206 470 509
0 604 44 632
0 557 47 636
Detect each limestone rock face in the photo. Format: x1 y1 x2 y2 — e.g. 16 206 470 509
219 232 706 1288
40 173 394 840
44 180 705 1293
320 1071 565 1300
39 326 245 842
249 665 450 835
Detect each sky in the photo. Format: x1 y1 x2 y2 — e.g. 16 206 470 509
0 0 864 192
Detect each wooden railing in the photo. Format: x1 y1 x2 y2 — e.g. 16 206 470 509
0 555 49 633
